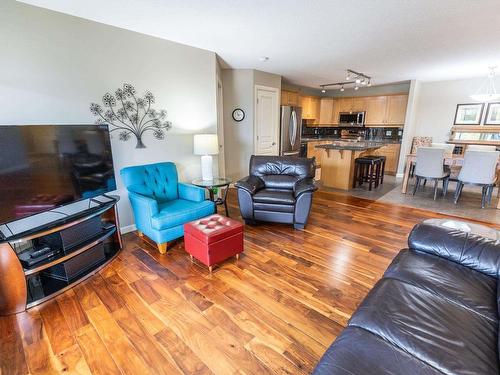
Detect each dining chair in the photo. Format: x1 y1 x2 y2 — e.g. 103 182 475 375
412 147 450 200
454 150 500 208
431 143 455 156
467 145 497 152
410 137 432 177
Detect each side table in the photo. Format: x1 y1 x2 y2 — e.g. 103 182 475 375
192 177 232 217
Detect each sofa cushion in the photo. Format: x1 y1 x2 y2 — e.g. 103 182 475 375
408 223 500 278
312 326 442 375
253 189 295 205
253 202 295 213
348 278 499 375
385 249 498 322
151 199 215 230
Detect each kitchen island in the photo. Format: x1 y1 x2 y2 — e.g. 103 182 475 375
316 141 384 190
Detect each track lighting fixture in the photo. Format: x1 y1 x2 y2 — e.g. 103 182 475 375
321 88 326 93
320 69 372 92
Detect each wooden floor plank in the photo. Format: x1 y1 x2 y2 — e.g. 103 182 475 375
2 189 486 374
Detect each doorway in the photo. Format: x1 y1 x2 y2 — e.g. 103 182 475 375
254 85 280 156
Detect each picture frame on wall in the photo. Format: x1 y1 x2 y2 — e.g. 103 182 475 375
454 103 484 125
484 102 500 125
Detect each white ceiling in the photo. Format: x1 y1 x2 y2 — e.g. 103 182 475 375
19 0 500 88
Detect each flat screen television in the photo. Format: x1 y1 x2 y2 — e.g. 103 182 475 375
0 125 116 225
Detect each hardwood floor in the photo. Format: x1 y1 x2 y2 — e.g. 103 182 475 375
0 189 487 374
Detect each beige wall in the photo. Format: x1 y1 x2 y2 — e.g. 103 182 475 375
412 76 500 142
0 0 218 231
222 69 281 180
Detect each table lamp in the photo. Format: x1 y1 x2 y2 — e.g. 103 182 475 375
194 134 219 181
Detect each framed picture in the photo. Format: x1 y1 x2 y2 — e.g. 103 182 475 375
484 102 500 125
454 103 484 125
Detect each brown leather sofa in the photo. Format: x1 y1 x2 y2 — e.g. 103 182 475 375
313 222 500 375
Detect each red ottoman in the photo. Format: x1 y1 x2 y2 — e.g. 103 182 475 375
184 214 244 272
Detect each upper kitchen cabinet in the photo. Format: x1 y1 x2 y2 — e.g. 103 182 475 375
281 90 299 106
385 94 408 125
300 95 320 121
338 97 354 113
352 97 366 112
363 94 408 127
319 98 338 125
364 96 388 125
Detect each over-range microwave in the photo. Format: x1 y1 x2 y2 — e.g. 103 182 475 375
339 112 365 127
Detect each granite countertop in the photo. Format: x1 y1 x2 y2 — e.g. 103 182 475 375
314 141 386 151
302 137 401 144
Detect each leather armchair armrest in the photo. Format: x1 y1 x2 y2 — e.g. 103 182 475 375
178 182 205 202
235 175 264 195
294 178 317 198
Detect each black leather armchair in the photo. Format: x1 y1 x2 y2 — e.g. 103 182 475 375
235 155 317 229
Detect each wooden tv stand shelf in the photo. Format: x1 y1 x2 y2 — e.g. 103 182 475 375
0 195 122 315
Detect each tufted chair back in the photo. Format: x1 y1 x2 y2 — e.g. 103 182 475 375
120 162 179 202
249 155 315 190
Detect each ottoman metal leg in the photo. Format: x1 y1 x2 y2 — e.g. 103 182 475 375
236 253 240 260
209 266 213 273
190 255 194 263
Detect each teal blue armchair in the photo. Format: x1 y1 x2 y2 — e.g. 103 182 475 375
120 162 215 253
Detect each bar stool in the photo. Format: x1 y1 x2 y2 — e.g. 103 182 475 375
354 156 384 191
362 155 386 185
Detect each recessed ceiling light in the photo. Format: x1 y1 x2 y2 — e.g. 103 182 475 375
259 56 269 62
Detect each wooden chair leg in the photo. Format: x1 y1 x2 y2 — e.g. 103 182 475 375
368 164 374 191
380 160 385 184
157 242 168 254
374 163 380 188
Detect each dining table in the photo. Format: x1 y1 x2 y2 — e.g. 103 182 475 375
401 153 500 209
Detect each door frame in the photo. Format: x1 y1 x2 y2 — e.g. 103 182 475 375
254 84 280 155
216 74 226 176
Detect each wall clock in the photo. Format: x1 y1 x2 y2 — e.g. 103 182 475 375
232 108 245 122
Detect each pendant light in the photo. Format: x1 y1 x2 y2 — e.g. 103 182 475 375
470 66 500 102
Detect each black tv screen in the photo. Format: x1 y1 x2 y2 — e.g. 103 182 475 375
0 125 116 224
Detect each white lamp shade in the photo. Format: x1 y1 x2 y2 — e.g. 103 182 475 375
194 134 219 155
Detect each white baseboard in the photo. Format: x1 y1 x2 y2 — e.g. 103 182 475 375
120 224 137 234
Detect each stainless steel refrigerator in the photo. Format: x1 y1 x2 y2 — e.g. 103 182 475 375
280 106 302 156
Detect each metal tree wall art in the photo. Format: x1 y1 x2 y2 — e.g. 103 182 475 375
90 83 172 148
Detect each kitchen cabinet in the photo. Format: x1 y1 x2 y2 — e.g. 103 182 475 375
386 95 408 125
300 96 320 121
364 96 388 125
338 97 354 113
281 90 299 106
319 98 338 125
352 97 366 112
368 143 401 175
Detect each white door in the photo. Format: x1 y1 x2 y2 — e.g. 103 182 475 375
216 76 226 176
254 85 279 155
